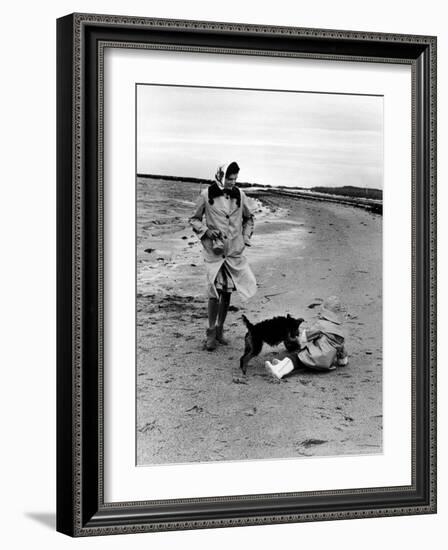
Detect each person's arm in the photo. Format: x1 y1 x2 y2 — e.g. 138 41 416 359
305 328 323 341
189 194 208 239
241 192 254 246
298 323 322 346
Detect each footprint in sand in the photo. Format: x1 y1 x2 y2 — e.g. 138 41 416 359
299 438 328 448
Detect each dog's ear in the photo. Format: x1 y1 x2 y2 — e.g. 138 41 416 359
287 313 291 319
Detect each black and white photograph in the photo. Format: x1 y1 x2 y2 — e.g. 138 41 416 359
136 84 383 465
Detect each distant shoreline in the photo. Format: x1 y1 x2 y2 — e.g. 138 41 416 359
137 173 382 215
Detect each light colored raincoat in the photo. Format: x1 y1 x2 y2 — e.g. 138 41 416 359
298 317 347 370
189 171 257 300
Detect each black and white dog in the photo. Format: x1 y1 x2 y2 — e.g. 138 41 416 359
240 314 304 374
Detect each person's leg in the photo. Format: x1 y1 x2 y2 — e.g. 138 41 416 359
206 296 219 350
216 291 231 344
208 296 219 328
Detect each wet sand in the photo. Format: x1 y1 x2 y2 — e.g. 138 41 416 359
136 177 382 464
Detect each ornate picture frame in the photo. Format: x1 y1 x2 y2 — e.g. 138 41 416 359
56 13 436 536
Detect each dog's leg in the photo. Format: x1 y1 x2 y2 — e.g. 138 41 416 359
240 333 264 374
240 333 256 374
283 337 299 352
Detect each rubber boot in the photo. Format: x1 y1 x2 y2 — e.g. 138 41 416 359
205 327 217 351
215 325 229 345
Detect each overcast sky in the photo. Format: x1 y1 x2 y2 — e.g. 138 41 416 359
137 84 383 189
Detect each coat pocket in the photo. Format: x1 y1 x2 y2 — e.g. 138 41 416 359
228 235 245 256
201 235 213 251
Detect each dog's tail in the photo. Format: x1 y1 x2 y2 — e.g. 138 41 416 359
241 314 254 330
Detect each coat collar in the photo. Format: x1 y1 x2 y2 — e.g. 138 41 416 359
208 182 241 208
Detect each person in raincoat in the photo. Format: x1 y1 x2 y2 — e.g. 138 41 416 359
265 296 349 379
189 161 257 350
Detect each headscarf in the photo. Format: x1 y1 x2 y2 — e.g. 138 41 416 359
209 162 241 207
214 163 230 189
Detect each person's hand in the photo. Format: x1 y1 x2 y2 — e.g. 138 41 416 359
298 330 308 347
205 228 221 239
243 238 252 247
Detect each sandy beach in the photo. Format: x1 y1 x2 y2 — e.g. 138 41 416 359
136 177 382 465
